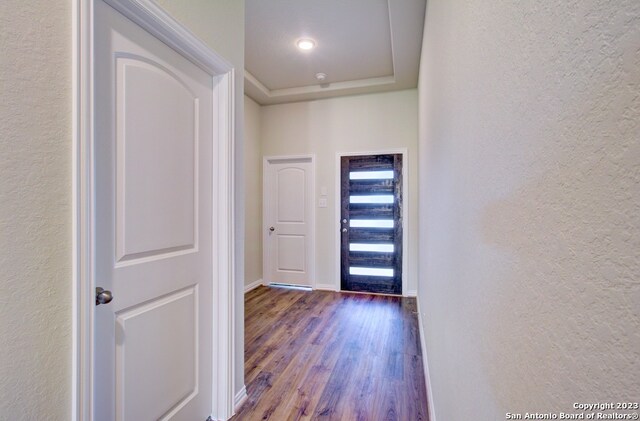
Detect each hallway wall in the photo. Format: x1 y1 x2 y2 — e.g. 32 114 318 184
244 95 263 286
417 1 640 419
1 1 72 418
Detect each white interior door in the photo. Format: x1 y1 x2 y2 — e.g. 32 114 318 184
264 157 314 287
93 1 214 419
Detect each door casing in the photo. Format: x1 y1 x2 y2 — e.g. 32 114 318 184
72 0 236 419
335 149 409 296
262 155 316 289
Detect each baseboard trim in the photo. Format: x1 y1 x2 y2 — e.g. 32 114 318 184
416 297 437 421
244 279 263 293
315 283 338 291
234 385 248 412
406 289 418 297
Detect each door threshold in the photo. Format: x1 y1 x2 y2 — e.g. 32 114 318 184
340 289 403 298
269 283 313 291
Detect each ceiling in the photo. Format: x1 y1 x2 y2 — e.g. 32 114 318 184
245 0 427 105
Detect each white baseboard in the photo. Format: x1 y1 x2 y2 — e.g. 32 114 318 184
314 283 338 291
416 297 437 421
234 385 248 412
406 289 418 297
244 279 263 293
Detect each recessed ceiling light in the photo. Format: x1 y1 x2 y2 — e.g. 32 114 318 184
296 38 316 50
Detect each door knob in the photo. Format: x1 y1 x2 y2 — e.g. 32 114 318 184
269 226 275 232
96 287 113 306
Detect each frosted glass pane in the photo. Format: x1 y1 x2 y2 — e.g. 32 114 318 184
349 171 394 180
350 195 394 204
350 243 394 253
350 267 394 277
350 219 394 228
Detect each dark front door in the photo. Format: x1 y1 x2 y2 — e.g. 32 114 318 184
340 154 403 295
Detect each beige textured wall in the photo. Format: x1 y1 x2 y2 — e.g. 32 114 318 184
261 90 419 293
154 0 246 397
0 1 72 419
417 1 640 419
0 1 245 418
244 95 263 286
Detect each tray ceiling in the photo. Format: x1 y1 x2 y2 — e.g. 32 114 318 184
245 0 427 105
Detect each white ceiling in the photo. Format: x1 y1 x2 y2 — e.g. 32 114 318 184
245 0 427 105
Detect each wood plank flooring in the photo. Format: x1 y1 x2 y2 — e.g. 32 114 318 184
232 286 430 421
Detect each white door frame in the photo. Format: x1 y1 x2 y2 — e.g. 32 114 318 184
262 155 316 289
72 0 236 419
335 149 409 296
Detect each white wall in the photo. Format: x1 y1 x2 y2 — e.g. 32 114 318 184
417 1 640 420
244 95 263 287
0 1 245 418
0 1 71 418
261 90 419 293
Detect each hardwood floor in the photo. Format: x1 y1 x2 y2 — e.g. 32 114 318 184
232 286 430 421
